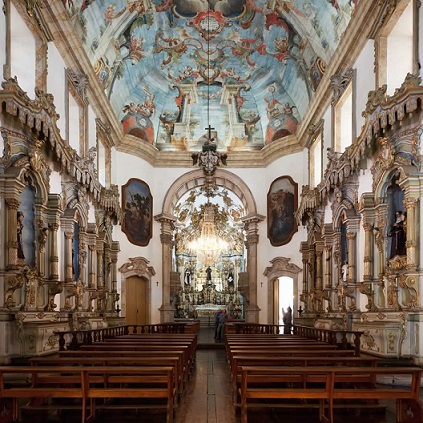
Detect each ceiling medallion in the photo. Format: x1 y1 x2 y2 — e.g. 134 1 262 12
191 11 226 41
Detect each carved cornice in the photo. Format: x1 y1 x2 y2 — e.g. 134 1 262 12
119 257 156 277
0 77 121 217
100 185 122 224
264 257 302 277
295 186 320 225
314 75 423 201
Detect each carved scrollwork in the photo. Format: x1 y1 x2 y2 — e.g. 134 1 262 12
362 330 380 352
4 274 24 309
398 274 419 309
44 282 63 312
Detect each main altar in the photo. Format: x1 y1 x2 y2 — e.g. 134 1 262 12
173 279 244 320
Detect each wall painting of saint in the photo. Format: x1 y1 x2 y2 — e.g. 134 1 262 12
122 178 153 246
267 175 298 246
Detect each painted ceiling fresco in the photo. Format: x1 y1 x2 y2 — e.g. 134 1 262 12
62 0 359 151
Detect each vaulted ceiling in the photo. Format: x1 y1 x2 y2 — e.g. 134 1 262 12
62 0 359 152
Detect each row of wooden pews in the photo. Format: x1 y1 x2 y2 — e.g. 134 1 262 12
0 325 198 423
225 332 423 423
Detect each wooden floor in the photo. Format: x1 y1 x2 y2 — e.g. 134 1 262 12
16 327 423 423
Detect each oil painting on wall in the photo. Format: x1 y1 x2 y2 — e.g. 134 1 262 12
268 176 298 246
122 178 152 246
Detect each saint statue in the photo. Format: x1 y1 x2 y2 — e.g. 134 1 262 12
388 210 406 258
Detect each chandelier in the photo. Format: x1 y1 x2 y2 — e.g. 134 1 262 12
188 202 227 265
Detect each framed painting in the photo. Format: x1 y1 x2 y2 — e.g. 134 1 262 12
122 178 152 246
267 175 298 246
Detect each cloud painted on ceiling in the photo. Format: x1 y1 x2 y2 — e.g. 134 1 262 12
62 0 358 151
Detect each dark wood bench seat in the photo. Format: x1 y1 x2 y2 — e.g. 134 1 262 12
239 365 422 423
29 355 183 401
79 343 194 377
0 365 175 423
230 355 380 404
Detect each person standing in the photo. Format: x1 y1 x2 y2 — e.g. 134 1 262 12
217 309 228 340
214 309 222 339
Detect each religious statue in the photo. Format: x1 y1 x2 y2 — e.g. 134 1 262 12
206 266 212 283
227 271 234 288
184 268 191 285
341 261 348 282
388 210 406 258
17 211 25 259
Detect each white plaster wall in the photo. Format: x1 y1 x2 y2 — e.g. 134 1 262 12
10 3 35 100
47 42 67 138
88 106 97 150
387 1 413 96
50 170 62 195
259 151 307 322
354 40 375 133
322 106 332 170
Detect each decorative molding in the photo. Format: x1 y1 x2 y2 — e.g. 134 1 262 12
330 68 354 105
67 68 88 103
119 257 156 278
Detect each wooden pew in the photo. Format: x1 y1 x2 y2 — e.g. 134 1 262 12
239 365 422 423
0 365 175 423
29 355 183 402
79 343 194 378
230 355 380 404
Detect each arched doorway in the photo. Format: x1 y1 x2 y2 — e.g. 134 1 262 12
273 276 294 325
119 257 155 325
264 257 301 325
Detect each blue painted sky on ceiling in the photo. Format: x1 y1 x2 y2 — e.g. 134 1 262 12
62 0 359 151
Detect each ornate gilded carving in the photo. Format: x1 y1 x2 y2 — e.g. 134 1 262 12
363 85 387 117
359 282 377 312
4 274 24 309
371 137 395 191
330 68 354 105
44 282 63 312
67 69 88 102
398 274 419 309
361 330 380 352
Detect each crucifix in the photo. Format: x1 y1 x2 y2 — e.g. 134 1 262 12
205 124 215 142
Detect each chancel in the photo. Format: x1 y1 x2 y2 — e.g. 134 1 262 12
1 1 423 422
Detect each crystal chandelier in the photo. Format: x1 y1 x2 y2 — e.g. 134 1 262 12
189 202 227 265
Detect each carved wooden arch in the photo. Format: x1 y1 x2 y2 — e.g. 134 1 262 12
119 257 156 324
263 257 302 325
373 165 417 200
161 168 257 216
9 162 49 207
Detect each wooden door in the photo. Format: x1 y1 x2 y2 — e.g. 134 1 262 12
126 276 147 325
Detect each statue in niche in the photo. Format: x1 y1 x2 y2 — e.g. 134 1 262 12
227 271 234 288
184 268 191 285
206 266 212 283
17 211 25 259
388 211 406 258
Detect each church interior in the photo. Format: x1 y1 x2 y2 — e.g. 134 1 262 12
1 0 423 422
